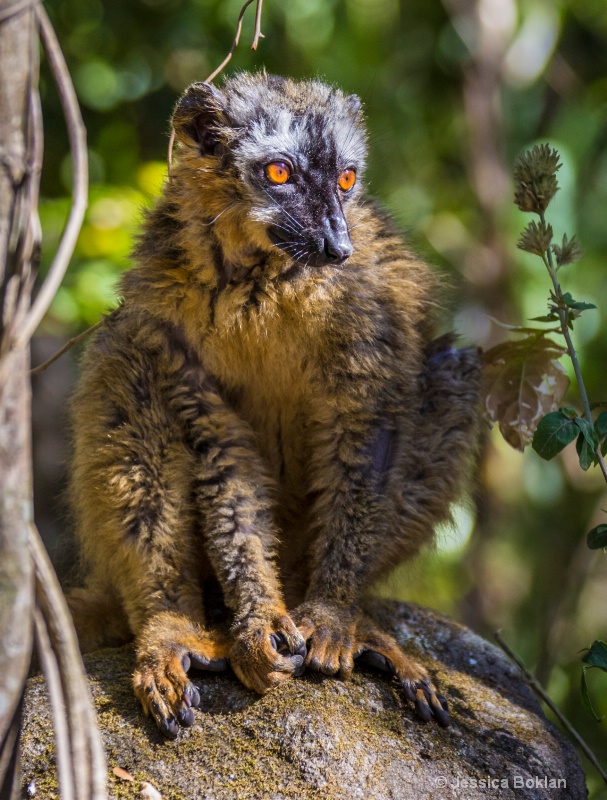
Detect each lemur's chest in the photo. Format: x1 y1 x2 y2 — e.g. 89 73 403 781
200 305 322 484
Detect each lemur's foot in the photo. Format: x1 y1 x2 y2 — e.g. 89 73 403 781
230 610 306 694
133 612 228 739
354 614 450 727
291 601 361 679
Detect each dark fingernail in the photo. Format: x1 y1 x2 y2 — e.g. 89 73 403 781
401 681 416 703
177 706 195 728
414 689 433 723
291 654 304 668
181 653 191 673
270 632 289 653
437 693 449 712
433 705 451 728
160 716 179 739
293 661 306 677
296 642 307 659
430 694 450 727
189 686 201 708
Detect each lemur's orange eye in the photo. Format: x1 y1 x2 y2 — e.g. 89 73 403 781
338 169 356 192
265 161 291 185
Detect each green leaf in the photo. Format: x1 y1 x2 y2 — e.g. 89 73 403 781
575 417 599 446
574 419 599 470
595 412 607 438
576 432 595 470
595 412 607 459
581 668 604 721
561 406 578 419
587 524 607 550
532 410 579 460
582 641 607 671
529 314 559 323
561 292 596 312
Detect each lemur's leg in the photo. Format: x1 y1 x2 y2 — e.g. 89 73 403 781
70 326 304 737
167 353 307 697
292 338 481 725
71 377 230 736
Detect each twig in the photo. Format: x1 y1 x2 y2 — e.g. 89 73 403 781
16 5 88 348
33 608 75 800
251 0 265 50
540 214 607 484
168 0 265 170
494 630 607 786
30 319 104 376
205 0 261 84
30 525 107 799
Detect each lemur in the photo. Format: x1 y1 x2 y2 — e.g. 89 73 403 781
67 72 481 738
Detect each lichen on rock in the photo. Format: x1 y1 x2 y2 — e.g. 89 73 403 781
20 601 588 799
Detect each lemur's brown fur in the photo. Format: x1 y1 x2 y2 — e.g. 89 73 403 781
68 72 481 737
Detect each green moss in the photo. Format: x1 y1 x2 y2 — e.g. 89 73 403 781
20 603 587 799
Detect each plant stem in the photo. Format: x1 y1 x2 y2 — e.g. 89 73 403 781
495 631 607 787
540 215 607 483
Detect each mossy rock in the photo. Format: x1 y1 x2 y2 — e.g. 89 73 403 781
21 601 587 799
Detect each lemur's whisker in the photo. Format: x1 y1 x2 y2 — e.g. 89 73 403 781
200 204 236 226
263 188 304 231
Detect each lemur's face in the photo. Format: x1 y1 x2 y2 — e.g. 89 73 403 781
172 74 367 269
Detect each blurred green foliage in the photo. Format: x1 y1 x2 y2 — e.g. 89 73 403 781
39 0 607 791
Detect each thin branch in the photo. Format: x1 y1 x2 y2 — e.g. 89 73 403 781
205 0 260 84
169 0 264 171
29 319 104 376
33 608 75 800
540 219 607 484
16 6 88 348
251 0 265 50
30 525 107 799
494 631 607 786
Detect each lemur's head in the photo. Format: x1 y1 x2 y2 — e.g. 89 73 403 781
171 72 367 269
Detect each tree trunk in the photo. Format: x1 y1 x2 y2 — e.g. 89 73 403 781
0 2 38 796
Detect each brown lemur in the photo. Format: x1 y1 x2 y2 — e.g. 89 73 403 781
68 71 481 738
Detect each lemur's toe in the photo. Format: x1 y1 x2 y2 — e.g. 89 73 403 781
354 615 451 727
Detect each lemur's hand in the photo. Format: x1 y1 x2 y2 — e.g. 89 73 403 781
229 610 306 694
133 612 229 739
291 601 361 679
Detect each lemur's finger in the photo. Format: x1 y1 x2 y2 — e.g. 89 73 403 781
355 649 395 674
402 678 451 728
188 652 228 672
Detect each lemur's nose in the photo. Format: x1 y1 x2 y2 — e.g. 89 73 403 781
323 219 353 263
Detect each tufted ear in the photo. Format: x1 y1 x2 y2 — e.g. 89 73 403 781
171 82 227 155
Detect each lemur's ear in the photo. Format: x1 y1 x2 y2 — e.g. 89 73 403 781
346 94 362 116
172 82 227 155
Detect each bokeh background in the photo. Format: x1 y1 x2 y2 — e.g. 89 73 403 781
35 0 607 791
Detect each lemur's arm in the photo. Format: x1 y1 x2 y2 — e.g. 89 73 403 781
163 321 307 693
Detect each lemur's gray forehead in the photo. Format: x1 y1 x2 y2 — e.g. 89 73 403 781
223 75 367 167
